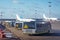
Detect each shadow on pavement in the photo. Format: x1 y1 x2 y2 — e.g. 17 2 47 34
0 38 21 40
7 38 21 40
29 33 60 36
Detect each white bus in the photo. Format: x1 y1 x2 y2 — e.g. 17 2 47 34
22 21 51 34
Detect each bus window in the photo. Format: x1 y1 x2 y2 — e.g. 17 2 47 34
36 23 45 27
18 23 22 28
23 22 35 29
16 23 22 28
36 22 51 29
23 24 28 29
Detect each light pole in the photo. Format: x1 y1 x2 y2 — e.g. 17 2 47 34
0 12 3 19
0 11 3 24
35 10 37 19
48 1 52 18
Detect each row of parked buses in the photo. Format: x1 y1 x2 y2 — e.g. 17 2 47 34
15 19 51 34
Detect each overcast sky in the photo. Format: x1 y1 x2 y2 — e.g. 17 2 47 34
0 0 60 19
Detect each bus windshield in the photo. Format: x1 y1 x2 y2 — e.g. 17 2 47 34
23 22 35 29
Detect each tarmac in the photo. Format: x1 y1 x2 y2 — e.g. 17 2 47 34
4 21 60 40
51 21 60 33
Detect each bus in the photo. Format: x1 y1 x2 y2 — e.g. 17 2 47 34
22 21 51 34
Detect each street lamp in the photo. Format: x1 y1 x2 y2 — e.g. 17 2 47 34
35 10 37 19
0 11 3 24
48 1 52 18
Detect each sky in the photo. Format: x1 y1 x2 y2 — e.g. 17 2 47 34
0 0 60 19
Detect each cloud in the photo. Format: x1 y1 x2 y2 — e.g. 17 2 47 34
12 0 18 4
